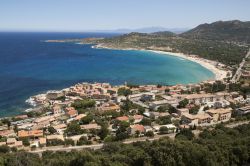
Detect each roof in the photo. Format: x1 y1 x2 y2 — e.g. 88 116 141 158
15 141 23 147
0 130 15 137
185 93 215 99
238 105 250 112
116 116 129 121
75 114 87 120
67 108 78 117
80 123 101 130
183 113 211 120
46 134 64 141
7 138 16 144
53 123 67 130
130 124 145 132
207 108 232 114
34 116 55 123
39 137 47 144
133 115 143 120
18 130 43 138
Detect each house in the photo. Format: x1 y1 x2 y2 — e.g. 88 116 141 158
129 124 145 135
98 103 120 112
74 114 87 121
206 108 232 123
185 94 215 105
53 123 67 134
6 138 23 148
116 116 129 122
177 108 189 116
52 104 62 114
152 124 177 133
144 126 153 132
18 130 43 138
65 107 78 118
149 100 169 110
80 123 101 130
182 113 212 127
6 138 16 146
34 116 55 129
39 137 47 146
236 105 250 115
133 115 143 123
0 129 16 137
46 134 64 141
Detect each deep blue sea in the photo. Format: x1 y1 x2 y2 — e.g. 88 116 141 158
0 32 214 117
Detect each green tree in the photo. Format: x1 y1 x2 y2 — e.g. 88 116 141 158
65 121 84 136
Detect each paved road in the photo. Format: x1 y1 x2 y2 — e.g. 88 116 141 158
225 120 250 128
231 49 250 83
29 132 178 154
29 120 249 155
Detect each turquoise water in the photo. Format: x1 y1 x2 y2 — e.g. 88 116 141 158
0 32 214 116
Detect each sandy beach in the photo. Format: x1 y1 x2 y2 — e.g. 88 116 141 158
149 50 228 81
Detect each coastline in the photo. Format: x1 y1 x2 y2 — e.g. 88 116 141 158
148 50 228 81
94 44 228 81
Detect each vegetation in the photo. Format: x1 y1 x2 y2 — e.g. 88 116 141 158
0 123 249 165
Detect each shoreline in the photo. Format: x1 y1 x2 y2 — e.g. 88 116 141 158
148 50 228 81
94 44 229 81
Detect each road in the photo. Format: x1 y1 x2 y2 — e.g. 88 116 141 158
225 120 250 128
29 120 249 155
231 49 250 83
29 130 203 155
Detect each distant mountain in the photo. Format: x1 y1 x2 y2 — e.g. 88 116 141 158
181 20 250 44
93 27 188 34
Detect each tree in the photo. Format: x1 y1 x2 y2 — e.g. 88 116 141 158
159 126 169 134
178 99 189 108
116 121 130 140
65 121 84 136
0 145 10 153
175 128 194 140
48 126 57 134
140 118 152 126
118 87 132 96
189 105 200 115
145 131 154 137
98 125 109 140
80 114 94 124
64 139 75 146
77 136 92 145
71 99 96 110
157 116 172 125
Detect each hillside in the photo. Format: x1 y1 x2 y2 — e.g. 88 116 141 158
181 20 250 44
49 20 250 66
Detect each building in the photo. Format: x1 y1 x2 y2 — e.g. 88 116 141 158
149 100 169 110
98 103 120 112
18 130 43 138
236 105 250 115
116 116 129 122
129 124 145 135
185 94 215 105
206 108 232 123
52 104 62 114
133 115 143 123
182 113 212 127
65 107 78 118
80 123 101 130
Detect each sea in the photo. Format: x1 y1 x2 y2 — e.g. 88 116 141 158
0 32 214 117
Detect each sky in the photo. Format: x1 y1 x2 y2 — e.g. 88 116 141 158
0 0 250 32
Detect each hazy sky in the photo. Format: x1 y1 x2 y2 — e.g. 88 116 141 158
1 0 250 32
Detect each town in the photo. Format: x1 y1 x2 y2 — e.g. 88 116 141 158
0 79 249 152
